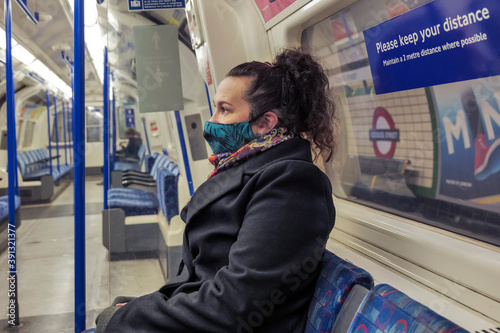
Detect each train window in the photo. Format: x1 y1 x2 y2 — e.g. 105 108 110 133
17 119 23 143
117 106 137 140
50 112 67 143
23 121 35 148
86 107 103 143
301 0 500 246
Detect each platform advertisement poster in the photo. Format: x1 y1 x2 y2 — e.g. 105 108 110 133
253 0 297 23
434 80 500 212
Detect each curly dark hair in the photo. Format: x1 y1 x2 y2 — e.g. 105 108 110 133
227 48 337 161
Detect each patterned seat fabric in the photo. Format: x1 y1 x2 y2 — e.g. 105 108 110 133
108 163 179 218
17 149 72 181
108 188 159 216
0 195 21 221
347 283 468 333
156 168 179 221
304 250 374 333
114 144 147 171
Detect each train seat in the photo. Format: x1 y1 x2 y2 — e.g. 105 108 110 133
0 195 22 252
0 195 21 221
304 250 374 333
17 148 72 182
346 283 468 333
112 153 173 192
114 144 147 171
103 165 180 260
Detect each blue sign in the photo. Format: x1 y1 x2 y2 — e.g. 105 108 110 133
125 108 135 128
128 0 185 11
363 0 500 94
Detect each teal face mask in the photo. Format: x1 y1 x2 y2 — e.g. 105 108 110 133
203 120 256 155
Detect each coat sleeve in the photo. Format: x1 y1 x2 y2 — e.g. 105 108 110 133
104 160 335 332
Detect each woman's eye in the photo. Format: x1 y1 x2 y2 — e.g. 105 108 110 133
221 107 228 113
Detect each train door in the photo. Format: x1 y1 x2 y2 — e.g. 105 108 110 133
100 1 213 308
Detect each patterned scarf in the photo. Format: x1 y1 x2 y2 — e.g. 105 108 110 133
207 127 296 179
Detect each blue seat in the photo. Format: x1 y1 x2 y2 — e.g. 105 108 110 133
114 144 147 171
304 250 374 333
17 148 72 182
0 195 21 221
108 164 179 219
347 283 468 333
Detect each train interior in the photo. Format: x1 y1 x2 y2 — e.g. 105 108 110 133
0 0 499 332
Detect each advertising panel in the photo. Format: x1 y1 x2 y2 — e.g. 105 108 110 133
434 79 500 211
254 0 297 23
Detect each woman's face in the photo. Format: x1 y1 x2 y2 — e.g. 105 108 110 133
210 76 252 125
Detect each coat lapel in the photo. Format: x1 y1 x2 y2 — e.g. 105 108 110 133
183 166 243 223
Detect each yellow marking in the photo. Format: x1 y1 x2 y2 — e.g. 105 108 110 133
472 195 500 205
370 175 377 191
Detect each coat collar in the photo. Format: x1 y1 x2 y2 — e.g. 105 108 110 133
181 138 312 222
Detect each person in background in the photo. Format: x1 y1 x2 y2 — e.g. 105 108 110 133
96 47 338 333
115 127 142 161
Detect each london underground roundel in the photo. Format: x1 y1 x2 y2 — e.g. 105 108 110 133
370 107 399 158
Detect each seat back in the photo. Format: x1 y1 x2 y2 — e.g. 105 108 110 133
157 166 180 222
347 283 468 333
304 250 374 333
137 144 147 167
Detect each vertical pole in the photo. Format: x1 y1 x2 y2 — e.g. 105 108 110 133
111 87 117 170
70 64 74 163
103 47 109 209
53 96 60 173
174 111 194 196
62 101 68 166
5 0 20 326
68 103 73 163
141 117 151 155
205 82 213 117
73 0 86 331
46 90 53 175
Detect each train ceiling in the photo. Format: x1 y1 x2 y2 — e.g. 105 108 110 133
0 0 190 104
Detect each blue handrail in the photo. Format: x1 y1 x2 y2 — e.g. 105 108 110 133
111 87 117 170
61 51 74 164
103 47 109 210
46 90 53 175
142 117 151 156
5 0 20 326
205 82 213 117
53 96 60 173
175 111 194 196
62 101 68 165
15 0 38 25
73 0 86 331
68 103 73 163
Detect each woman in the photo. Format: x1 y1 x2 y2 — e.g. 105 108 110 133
98 48 337 332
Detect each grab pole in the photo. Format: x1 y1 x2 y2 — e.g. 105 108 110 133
73 0 86 331
53 96 60 173
46 90 53 175
62 101 68 165
142 117 151 155
103 47 109 209
5 0 20 326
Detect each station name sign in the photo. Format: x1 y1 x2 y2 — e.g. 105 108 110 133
363 0 500 94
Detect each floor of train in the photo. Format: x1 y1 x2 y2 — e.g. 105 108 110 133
0 176 165 332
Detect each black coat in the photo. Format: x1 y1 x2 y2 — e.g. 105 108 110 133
105 138 336 332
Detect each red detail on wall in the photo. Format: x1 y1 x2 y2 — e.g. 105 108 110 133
372 107 397 158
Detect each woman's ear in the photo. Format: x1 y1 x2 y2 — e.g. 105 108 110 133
251 112 279 136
